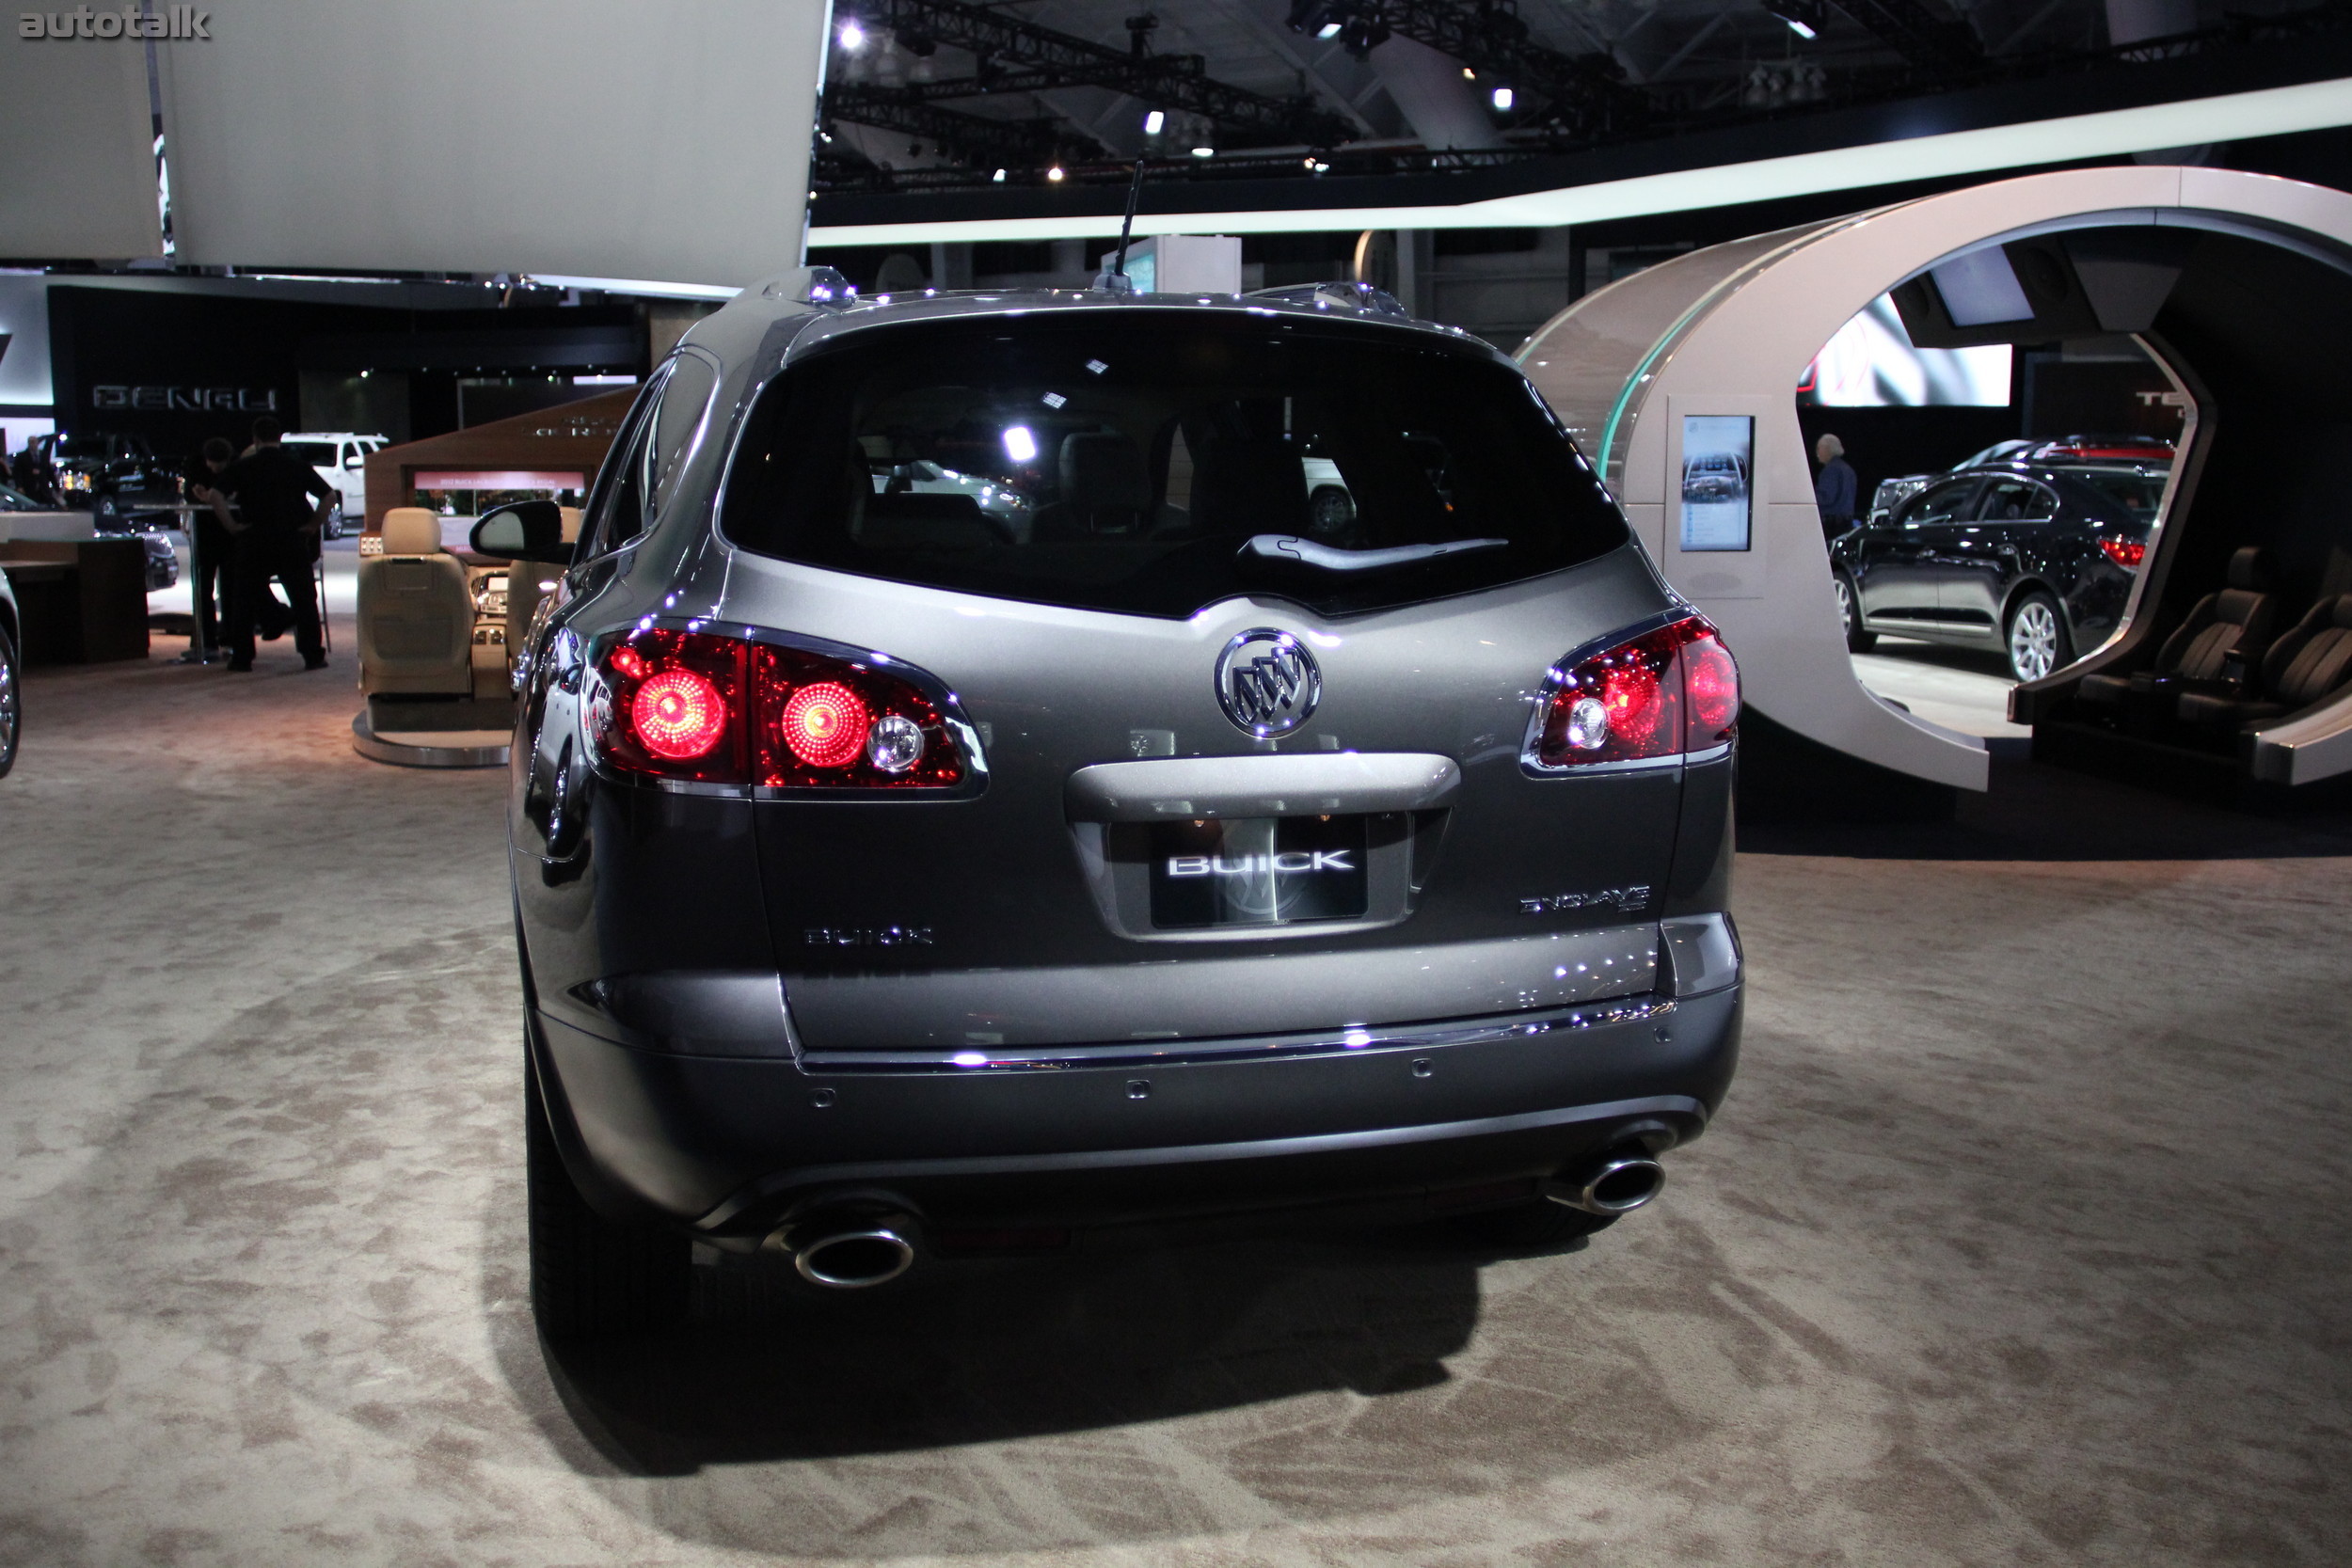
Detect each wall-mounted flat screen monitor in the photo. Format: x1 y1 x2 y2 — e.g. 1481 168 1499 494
1800 293 2012 407
1929 248 2036 326
1679 415 1753 552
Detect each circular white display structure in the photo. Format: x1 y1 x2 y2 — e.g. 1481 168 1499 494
1519 166 2352 791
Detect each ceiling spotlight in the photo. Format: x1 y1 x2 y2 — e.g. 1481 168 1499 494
1490 86 1514 111
1462 67 1476 79
1191 144 1214 158
1761 0 1826 40
993 167 1007 182
1047 165 1066 182
1316 20 1342 38
1143 109 1165 135
837 19 866 49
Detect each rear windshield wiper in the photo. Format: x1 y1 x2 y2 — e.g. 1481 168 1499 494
1238 534 1508 572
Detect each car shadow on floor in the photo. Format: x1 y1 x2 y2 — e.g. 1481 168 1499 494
1743 741 2352 863
516 1222 1554 1480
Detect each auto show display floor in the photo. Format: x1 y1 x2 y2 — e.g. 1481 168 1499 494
1851 637 2030 739
4 630 2350 1568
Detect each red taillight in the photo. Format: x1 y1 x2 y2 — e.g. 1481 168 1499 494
632 670 729 760
2099 536 2146 568
591 627 966 791
780 681 869 768
1531 616 1739 770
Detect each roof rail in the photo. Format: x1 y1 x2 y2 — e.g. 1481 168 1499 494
1247 281 1413 321
753 265 857 306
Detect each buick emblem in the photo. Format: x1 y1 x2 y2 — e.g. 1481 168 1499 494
1215 627 1321 736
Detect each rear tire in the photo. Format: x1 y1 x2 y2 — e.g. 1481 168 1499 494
2006 590 2072 683
323 504 345 541
526 1056 690 1339
1309 486 1356 535
1835 572 1876 652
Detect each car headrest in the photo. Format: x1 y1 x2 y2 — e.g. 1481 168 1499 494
2226 546 2273 592
380 508 442 556
1059 433 1150 512
2325 594 2352 629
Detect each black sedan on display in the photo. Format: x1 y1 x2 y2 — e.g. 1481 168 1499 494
489 276 1745 1338
1832 461 2164 682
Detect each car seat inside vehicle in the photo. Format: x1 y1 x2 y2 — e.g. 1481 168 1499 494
2074 546 2279 708
2176 594 2352 731
1034 431 1151 539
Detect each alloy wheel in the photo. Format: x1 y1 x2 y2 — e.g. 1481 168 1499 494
1834 576 1855 634
2010 600 2061 682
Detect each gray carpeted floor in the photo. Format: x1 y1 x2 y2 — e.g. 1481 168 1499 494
3 630 2349 1567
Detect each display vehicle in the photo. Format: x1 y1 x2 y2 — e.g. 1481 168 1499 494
0 482 178 591
1862 435 2171 526
24 432 181 524
281 432 386 538
493 274 1745 1337
1833 459 2161 681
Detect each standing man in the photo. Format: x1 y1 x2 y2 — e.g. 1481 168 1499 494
217 416 334 671
1814 433 1858 542
182 437 239 655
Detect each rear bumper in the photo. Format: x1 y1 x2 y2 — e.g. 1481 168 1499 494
532 977 1741 1239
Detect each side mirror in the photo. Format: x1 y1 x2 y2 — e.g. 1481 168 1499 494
469 499 573 564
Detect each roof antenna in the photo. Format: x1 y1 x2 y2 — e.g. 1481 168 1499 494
1093 158 1148 293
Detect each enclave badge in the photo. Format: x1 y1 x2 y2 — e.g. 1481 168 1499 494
1215 628 1321 736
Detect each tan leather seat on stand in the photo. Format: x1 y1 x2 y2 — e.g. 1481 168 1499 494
359 508 472 695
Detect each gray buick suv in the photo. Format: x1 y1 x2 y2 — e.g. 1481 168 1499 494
492 273 1744 1337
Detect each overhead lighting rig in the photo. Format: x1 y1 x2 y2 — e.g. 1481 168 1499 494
827 0 1354 157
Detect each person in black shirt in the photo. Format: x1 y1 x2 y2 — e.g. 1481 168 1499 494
217 416 334 670
182 438 240 654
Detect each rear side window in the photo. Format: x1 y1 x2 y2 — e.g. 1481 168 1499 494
722 313 1627 619
1899 479 1981 527
2070 468 2166 524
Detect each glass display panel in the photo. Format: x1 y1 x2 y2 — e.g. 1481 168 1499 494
1678 415 1753 552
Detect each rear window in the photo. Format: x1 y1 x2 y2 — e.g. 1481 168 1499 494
2068 468 2166 525
284 441 338 468
721 312 1627 619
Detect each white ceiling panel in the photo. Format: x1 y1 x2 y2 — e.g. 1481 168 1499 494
0 32 163 260
159 0 829 287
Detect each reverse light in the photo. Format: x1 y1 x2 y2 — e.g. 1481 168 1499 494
590 626 969 792
2099 535 2147 568
1527 615 1740 772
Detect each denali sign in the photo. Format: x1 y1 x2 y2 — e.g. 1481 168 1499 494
92 385 278 411
19 7 210 38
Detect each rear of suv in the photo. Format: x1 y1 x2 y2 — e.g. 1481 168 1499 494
504 274 1744 1336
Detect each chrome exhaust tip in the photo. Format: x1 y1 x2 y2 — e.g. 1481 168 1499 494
1544 1150 1666 1216
790 1226 917 1290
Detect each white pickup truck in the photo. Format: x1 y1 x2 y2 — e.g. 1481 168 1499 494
281 433 388 539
